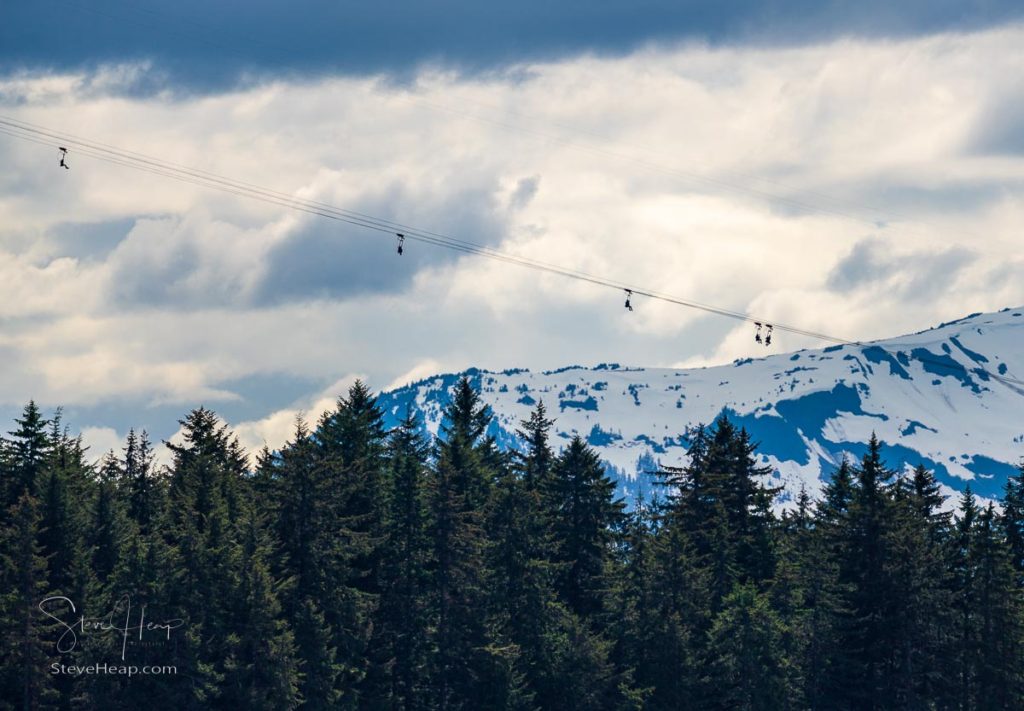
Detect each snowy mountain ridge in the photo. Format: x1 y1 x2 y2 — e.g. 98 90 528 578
377 307 1024 506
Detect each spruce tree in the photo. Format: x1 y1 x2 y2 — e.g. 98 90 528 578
613 494 706 709
162 408 246 705
1002 461 1024 585
547 436 624 621
773 487 842 710
0 492 57 710
293 599 344 711
269 418 349 708
973 503 1024 708
271 418 326 603
36 426 94 711
659 417 778 614
2 401 50 506
316 382 390 705
818 457 855 532
38 450 89 601
365 412 433 710
834 434 900 708
91 453 124 585
516 400 556 493
951 486 981 710
722 426 778 586
317 380 388 587
885 467 953 707
123 429 160 535
222 512 301 710
93 530 182 710
488 404 576 701
705 583 797 710
534 610 618 711
426 377 497 710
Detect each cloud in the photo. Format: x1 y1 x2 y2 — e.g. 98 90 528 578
253 179 508 305
970 86 1024 156
79 426 125 461
826 238 893 291
826 237 977 298
385 360 447 391
4 1 1024 94
104 213 276 308
507 176 540 212
0 26 1023 446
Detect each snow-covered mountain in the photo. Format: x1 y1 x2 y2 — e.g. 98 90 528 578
377 307 1024 507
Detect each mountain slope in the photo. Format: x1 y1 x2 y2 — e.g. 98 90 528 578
377 307 1024 505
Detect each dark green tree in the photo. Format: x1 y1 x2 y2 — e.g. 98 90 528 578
612 494 705 710
951 486 981 710
364 412 433 710
0 493 57 710
161 408 247 706
222 512 301 710
773 487 842 711
547 435 624 621
833 435 901 708
884 466 954 707
294 598 344 711
2 402 50 506
516 400 556 493
123 429 160 535
90 453 125 585
268 418 349 708
1002 461 1024 585
316 382 391 705
975 503 1024 708
426 377 498 710
705 583 797 710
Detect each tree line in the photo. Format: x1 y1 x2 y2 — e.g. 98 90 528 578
1 377 1023 710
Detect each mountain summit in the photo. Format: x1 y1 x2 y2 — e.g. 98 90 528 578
378 307 1024 505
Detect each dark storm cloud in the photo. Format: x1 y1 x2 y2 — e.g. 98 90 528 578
3 0 1022 94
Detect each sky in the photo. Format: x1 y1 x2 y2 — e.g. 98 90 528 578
2 0 1024 460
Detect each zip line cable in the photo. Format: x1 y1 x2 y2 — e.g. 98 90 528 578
1 117 1022 388
3 116 1022 390
0 115 840 339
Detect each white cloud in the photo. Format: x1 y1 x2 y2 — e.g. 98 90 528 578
385 359 447 391
0 26 1023 434
79 426 123 461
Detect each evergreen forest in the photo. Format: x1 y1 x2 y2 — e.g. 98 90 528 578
2 377 1023 710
